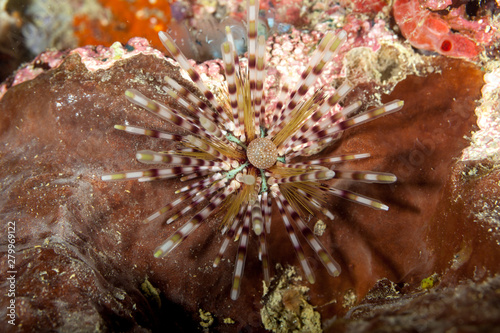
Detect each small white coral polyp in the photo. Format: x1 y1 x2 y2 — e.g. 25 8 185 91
102 0 404 300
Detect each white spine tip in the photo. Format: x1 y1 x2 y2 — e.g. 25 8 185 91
253 224 262 236
337 30 348 39
230 290 239 301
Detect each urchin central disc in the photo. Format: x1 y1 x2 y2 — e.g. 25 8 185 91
246 137 278 169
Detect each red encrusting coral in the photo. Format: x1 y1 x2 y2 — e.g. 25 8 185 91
73 0 172 50
392 0 497 59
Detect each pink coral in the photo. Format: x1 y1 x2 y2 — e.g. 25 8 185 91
340 0 389 13
0 37 164 99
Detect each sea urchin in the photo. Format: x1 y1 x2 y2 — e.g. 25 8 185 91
102 0 404 300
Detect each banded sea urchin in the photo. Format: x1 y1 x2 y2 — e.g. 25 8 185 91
102 0 404 300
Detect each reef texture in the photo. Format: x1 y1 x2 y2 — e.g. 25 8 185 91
1 29 499 332
2 0 500 84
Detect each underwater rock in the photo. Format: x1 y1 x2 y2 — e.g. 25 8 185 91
326 275 500 332
0 36 498 333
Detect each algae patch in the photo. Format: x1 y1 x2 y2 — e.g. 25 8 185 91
199 309 214 328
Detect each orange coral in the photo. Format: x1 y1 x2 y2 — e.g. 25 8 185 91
74 0 171 49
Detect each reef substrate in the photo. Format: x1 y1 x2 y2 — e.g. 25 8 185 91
0 36 499 332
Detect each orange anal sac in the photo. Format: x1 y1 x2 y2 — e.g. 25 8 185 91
246 138 278 169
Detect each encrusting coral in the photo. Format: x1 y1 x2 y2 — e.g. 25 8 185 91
101 0 403 301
